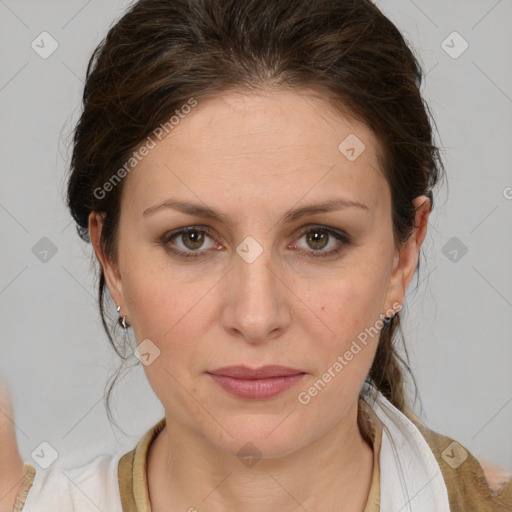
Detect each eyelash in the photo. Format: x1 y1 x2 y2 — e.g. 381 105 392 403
160 225 352 260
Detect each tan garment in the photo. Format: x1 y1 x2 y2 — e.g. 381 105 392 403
403 405 512 512
13 465 36 512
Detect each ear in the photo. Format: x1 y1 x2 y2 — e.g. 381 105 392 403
88 211 125 311
382 195 431 315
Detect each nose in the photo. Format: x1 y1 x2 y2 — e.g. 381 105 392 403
220 242 292 345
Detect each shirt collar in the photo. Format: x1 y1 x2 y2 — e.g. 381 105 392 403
119 398 382 511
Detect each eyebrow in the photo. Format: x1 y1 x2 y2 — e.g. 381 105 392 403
142 197 369 224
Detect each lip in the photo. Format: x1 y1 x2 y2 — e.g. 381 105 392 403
208 365 304 379
206 365 306 400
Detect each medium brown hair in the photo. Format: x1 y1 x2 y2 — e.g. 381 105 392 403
67 0 445 420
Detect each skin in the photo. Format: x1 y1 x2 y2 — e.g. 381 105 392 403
89 87 431 511
0 382 25 512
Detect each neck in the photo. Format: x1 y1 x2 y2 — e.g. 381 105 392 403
147 399 375 512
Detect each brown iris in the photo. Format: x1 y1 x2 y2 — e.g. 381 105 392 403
182 230 205 250
306 229 329 251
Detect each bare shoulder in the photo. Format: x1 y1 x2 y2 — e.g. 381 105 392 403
478 459 512 491
0 381 25 512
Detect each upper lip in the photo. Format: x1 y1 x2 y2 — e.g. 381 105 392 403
207 365 305 379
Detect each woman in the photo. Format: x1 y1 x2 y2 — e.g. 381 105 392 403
2 0 511 510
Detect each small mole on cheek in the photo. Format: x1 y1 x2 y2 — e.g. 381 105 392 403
321 306 325 311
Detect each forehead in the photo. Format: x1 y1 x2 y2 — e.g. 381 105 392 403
123 88 389 217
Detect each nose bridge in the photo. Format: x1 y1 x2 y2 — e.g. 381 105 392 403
223 234 289 342
235 234 278 307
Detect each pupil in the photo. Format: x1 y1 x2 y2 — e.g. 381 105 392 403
185 231 203 249
309 230 327 250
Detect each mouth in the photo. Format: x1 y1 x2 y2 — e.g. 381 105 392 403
206 365 307 400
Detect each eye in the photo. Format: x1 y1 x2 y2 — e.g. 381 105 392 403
160 225 351 260
293 226 351 258
161 226 219 258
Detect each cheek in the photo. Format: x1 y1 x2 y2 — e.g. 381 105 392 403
121 267 206 408
315 260 389 331
295 281 383 413
301 256 390 378
126 274 203 352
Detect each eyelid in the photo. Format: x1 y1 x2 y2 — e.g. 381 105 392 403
161 225 219 249
295 223 351 240
291 224 351 254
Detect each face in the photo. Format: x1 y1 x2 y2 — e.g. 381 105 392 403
90 87 429 458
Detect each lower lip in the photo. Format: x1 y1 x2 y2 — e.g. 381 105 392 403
207 373 306 399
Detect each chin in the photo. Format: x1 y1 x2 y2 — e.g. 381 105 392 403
204 414 310 461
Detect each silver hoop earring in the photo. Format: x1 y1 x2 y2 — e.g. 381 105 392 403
383 313 396 325
116 304 128 329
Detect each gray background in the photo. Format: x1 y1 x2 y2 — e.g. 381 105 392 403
1 0 511 471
